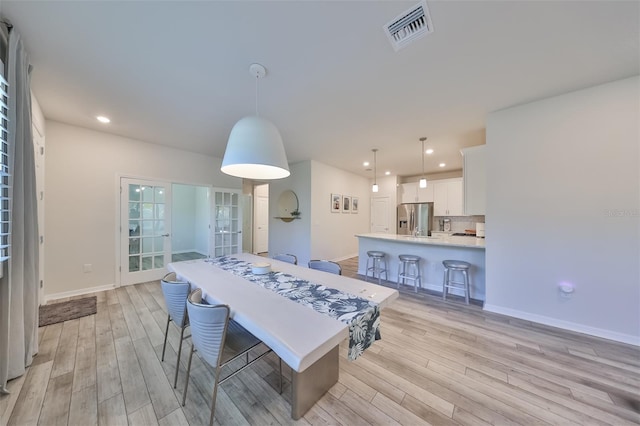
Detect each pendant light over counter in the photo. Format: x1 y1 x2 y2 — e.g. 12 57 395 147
419 137 427 188
372 149 379 193
221 63 290 180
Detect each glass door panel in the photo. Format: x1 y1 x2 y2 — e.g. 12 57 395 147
210 188 242 257
121 178 172 285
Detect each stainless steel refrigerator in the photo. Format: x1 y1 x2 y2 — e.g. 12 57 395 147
397 203 434 236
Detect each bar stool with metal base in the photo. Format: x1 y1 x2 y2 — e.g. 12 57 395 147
366 251 388 284
397 254 422 292
442 260 471 304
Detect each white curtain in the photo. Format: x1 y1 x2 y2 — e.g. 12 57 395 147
0 24 39 393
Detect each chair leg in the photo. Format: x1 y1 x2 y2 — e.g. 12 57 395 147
161 315 170 362
442 268 448 301
173 325 186 388
209 367 222 426
181 344 195 406
463 270 470 305
279 357 283 394
365 258 371 282
396 262 402 288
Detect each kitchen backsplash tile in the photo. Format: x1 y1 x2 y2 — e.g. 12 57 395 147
433 215 485 233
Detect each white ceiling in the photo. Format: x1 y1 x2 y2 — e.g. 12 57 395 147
2 1 638 178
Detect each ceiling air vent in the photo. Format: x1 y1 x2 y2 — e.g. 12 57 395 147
384 0 433 52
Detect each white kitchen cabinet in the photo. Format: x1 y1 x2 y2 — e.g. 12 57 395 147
400 182 418 203
400 181 434 203
461 145 486 215
433 178 464 216
417 184 434 203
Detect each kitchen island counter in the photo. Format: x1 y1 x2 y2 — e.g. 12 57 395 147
356 233 485 249
356 233 486 301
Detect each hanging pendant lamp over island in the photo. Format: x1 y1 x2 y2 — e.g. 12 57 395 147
221 63 290 180
419 137 427 188
372 149 379 193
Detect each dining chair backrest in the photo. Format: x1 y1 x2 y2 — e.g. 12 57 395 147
186 288 230 369
273 253 298 265
308 260 342 275
161 272 191 327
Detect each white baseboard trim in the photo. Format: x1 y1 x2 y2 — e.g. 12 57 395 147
45 283 116 304
483 303 640 346
333 253 359 262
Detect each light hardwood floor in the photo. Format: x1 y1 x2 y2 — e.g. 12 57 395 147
3 258 639 425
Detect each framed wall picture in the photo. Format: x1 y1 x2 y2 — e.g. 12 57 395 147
331 193 342 213
343 196 351 213
351 197 359 213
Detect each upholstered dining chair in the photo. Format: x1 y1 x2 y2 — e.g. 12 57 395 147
273 253 298 265
182 288 282 426
160 272 191 389
308 259 342 275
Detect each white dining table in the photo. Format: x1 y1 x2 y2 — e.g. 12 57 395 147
168 252 398 419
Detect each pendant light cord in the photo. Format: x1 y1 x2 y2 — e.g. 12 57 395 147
373 149 377 185
255 73 259 116
421 138 425 178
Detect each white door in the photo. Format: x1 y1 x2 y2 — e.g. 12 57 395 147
371 196 390 233
120 178 172 285
210 188 243 257
254 195 269 253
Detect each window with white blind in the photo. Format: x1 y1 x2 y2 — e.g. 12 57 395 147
0 72 8 265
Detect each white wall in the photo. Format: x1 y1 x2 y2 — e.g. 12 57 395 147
269 161 312 265
310 161 371 261
485 76 640 344
268 160 371 266
44 121 240 297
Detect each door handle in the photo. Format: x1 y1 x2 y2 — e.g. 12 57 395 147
161 233 170 237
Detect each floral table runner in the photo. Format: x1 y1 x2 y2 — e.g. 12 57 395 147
206 256 381 360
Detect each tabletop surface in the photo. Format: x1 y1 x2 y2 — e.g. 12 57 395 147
168 253 398 372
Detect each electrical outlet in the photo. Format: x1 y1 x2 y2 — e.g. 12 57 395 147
83 264 92 273
558 282 574 300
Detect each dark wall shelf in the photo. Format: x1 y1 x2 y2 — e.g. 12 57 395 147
275 216 301 223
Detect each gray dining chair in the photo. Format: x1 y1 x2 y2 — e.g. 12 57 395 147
273 253 298 265
160 272 191 389
182 288 282 426
308 259 342 275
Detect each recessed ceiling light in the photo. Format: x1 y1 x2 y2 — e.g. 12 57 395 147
363 161 370 167
439 163 446 167
385 171 391 175
425 148 434 154
96 116 111 123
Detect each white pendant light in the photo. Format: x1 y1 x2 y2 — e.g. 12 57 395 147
419 137 427 188
372 149 379 193
221 63 290 180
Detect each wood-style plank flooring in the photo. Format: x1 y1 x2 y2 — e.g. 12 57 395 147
3 257 639 425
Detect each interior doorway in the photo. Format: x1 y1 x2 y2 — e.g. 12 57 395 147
171 183 209 261
253 184 269 254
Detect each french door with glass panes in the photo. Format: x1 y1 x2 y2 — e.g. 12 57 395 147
120 178 172 285
210 189 242 257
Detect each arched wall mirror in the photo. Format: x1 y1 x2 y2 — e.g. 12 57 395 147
276 190 300 222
